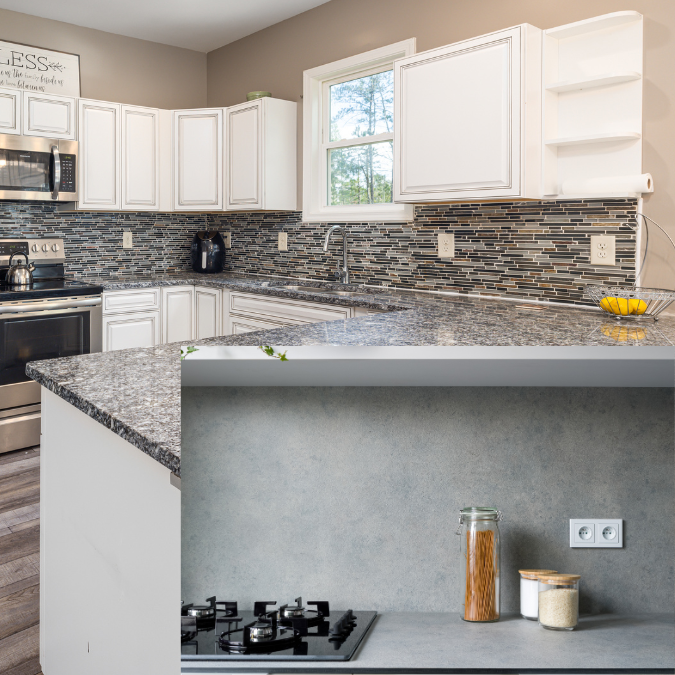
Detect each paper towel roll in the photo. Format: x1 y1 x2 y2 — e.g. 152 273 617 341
561 174 653 195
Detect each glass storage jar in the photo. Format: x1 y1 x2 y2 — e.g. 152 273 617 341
538 574 580 631
519 569 557 620
457 507 502 622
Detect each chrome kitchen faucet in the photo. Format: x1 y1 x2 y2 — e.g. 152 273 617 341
323 225 350 284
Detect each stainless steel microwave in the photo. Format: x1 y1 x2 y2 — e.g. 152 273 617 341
0 133 78 201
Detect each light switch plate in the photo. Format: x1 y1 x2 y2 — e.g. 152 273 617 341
590 234 615 265
570 519 623 548
123 231 132 249
278 232 288 252
223 231 231 249
438 233 454 258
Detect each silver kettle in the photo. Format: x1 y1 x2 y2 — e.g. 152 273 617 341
6 252 35 287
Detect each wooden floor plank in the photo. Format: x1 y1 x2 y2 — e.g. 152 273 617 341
0 527 39 567
0 575 39 601
0 584 39 641
0 457 40 480
0 552 39 589
0 448 39 469
0 470 40 515
0 624 39 672
10 520 39 535
4 657 42 675
0 504 40 529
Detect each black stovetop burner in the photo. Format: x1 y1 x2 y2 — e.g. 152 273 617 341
181 597 377 662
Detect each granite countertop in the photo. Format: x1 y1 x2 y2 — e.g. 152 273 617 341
26 271 675 475
181 612 675 673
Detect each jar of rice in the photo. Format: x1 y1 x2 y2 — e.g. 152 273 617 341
538 574 580 631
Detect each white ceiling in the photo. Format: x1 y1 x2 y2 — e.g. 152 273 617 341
0 0 332 52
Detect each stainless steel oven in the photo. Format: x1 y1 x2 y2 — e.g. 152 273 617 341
0 295 102 453
0 133 78 201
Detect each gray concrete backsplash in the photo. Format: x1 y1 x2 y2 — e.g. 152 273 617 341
181 387 674 615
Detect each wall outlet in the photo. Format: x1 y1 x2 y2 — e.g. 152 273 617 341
438 233 454 258
569 519 623 548
123 231 133 249
590 234 615 265
278 232 288 252
223 231 231 249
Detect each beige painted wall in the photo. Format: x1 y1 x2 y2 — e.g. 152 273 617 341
0 8 206 109
207 0 675 290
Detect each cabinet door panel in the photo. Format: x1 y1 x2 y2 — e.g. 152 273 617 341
161 286 195 344
103 311 160 352
395 27 521 201
230 315 289 335
122 106 159 210
195 287 222 339
174 110 222 210
22 92 76 139
0 87 20 135
78 100 121 209
227 102 261 209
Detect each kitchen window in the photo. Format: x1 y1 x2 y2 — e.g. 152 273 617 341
303 39 416 223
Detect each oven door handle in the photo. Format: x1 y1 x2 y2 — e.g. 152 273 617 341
0 296 101 314
51 145 61 200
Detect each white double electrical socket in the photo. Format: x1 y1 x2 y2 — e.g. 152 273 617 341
223 231 231 249
123 231 133 249
278 232 288 251
590 234 616 265
438 233 454 258
570 519 623 548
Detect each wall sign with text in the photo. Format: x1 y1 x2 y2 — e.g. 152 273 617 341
0 40 80 97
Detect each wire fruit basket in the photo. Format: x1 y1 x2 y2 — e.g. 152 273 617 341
586 284 675 320
586 213 675 321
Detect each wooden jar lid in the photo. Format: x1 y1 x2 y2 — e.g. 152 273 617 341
538 573 581 584
519 569 557 580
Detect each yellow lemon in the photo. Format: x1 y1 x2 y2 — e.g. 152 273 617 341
599 296 631 315
629 299 648 315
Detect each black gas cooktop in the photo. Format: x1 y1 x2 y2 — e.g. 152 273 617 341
181 598 377 662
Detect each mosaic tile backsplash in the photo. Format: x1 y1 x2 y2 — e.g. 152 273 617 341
0 198 638 305
211 198 639 305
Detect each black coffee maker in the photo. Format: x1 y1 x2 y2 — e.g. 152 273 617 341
191 231 226 273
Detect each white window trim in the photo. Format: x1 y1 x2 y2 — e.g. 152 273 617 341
303 39 416 223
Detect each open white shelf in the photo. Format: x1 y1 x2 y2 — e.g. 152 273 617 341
541 12 644 199
546 11 642 40
546 72 641 94
545 132 641 148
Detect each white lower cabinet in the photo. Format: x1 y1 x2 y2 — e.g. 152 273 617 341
102 311 160 351
103 285 367 350
161 286 195 344
194 286 222 339
225 291 354 336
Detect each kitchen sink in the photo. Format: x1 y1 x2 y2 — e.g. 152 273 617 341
281 285 365 296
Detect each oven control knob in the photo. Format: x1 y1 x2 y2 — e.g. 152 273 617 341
52 244 59 252
31 244 38 253
41 244 48 252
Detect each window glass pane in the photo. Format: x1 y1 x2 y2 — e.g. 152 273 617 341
329 70 393 142
329 141 393 205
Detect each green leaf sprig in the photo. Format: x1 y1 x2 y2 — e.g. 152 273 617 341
180 346 199 361
259 346 288 361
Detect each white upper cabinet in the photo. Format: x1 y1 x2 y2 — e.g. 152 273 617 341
173 109 223 210
542 11 644 198
394 24 541 202
225 97 296 211
121 105 160 210
77 99 121 210
22 92 77 140
0 87 20 135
